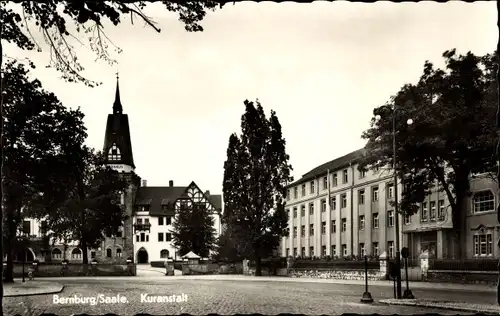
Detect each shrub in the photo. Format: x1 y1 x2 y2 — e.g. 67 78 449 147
173 262 182 270
248 257 287 269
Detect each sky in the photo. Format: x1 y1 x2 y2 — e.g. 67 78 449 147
4 1 497 195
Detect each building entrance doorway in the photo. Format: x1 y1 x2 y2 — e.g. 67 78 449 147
137 248 148 264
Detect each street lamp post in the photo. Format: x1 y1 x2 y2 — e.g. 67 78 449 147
21 233 28 283
377 109 413 300
392 110 402 299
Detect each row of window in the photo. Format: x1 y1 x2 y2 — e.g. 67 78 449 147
288 211 397 238
288 182 495 218
108 143 121 161
136 232 173 242
287 185 394 214
288 197 454 227
286 168 381 201
285 241 394 258
158 217 173 226
421 200 446 222
51 248 123 259
474 233 493 256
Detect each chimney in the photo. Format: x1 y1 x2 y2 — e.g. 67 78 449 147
205 190 210 196
169 180 174 187
142 180 147 187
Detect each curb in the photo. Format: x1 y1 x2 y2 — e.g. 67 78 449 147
379 299 500 314
4 283 65 297
17 275 496 293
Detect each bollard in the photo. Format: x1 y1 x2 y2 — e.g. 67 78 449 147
89 260 98 276
61 260 69 276
29 262 38 281
401 248 414 299
360 255 373 303
126 258 134 276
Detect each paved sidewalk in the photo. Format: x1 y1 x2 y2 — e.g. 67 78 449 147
38 274 496 292
135 265 183 276
4 280 64 297
380 298 500 314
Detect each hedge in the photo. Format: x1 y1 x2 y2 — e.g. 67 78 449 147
429 259 499 271
248 257 287 269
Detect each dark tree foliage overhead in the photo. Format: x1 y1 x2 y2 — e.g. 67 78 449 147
1 60 88 282
359 50 497 258
1 0 221 86
26 147 130 265
171 202 217 258
222 100 292 276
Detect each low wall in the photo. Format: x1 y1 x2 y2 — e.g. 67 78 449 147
243 267 288 276
289 269 385 280
217 263 243 274
401 267 423 282
5 263 137 277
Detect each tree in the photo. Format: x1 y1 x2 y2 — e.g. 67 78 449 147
171 202 217 258
1 1 222 86
1 60 87 282
212 226 244 262
222 99 292 276
359 50 497 259
27 147 129 265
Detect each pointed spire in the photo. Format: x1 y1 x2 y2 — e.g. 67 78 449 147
113 72 123 114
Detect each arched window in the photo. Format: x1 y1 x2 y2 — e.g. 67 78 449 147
160 249 169 259
71 248 82 259
116 248 122 258
473 190 495 213
108 143 121 161
106 248 112 258
52 248 62 260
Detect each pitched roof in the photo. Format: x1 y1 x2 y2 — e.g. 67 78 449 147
135 185 223 217
181 251 201 259
103 114 135 168
135 186 186 216
288 148 366 188
208 194 222 213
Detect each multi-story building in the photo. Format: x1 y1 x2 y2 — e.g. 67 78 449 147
282 149 499 260
18 78 222 264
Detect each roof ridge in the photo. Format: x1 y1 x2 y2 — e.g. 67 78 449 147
289 148 366 188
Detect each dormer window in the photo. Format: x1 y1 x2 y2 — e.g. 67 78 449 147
108 143 121 161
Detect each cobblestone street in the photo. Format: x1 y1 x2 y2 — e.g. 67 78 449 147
4 278 483 315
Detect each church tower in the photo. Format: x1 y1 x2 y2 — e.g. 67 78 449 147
101 75 140 264
103 75 135 173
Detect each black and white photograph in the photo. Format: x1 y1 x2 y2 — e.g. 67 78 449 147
1 1 499 315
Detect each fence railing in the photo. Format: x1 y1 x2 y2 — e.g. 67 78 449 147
428 258 499 271
291 259 380 270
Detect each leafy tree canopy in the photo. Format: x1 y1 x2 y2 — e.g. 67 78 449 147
26 147 130 263
359 50 497 256
222 99 292 275
2 60 88 279
1 0 221 86
171 202 217 258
